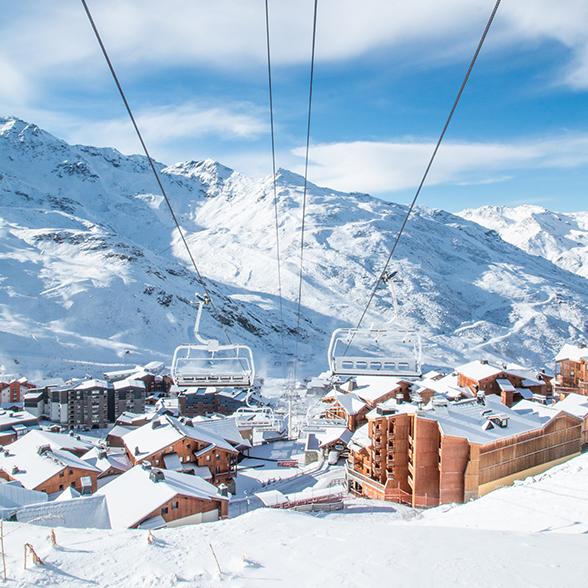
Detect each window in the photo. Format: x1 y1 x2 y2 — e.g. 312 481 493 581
71 482 76 488
216 454 220 461
161 507 169 515
59 484 64 491
172 501 179 510
69 469 73 475
59 472 64 478
206 455 211 462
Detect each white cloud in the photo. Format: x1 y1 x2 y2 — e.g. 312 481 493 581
291 134 588 194
0 56 31 104
18 102 267 164
3 0 588 86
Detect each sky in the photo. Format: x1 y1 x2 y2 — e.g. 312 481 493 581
1 0 588 212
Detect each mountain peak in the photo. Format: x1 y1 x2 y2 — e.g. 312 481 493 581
163 159 234 183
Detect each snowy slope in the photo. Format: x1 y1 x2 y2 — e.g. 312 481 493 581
1 116 587 379
419 450 588 533
458 204 588 278
2 485 588 587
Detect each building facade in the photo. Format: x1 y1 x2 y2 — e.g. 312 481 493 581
347 395 581 507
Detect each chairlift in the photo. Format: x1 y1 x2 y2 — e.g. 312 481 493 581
327 270 422 378
171 294 255 388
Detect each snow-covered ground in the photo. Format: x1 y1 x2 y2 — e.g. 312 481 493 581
1 117 587 382
459 204 588 278
1 452 587 586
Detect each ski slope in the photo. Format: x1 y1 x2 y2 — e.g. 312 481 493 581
2 452 588 586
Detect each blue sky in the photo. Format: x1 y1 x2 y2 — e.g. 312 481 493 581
1 0 588 211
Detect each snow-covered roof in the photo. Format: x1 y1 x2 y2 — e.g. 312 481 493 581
97 465 226 529
349 423 371 451
16 494 111 529
55 486 81 501
76 378 108 390
312 427 353 448
554 393 588 419
112 378 146 391
188 416 250 448
555 344 588 363
420 395 569 445
496 379 515 392
0 431 100 489
22 429 93 453
122 414 237 460
81 447 131 475
0 409 38 430
328 392 366 416
511 399 560 424
455 360 503 381
0 480 47 510
351 375 407 404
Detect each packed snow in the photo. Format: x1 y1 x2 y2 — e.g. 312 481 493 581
3 453 588 586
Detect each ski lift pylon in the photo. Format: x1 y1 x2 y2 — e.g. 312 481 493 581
171 294 255 388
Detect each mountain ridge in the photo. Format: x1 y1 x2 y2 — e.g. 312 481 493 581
1 116 586 380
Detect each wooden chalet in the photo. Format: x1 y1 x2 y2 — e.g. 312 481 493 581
555 344 588 396
0 430 99 494
321 376 412 431
455 360 552 406
122 414 240 491
97 464 228 528
347 394 581 507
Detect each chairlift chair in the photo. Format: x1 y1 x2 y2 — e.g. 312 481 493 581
171 294 255 388
326 270 422 379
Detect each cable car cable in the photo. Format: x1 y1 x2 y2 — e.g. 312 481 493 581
343 0 502 356
80 0 240 348
264 0 287 366
293 0 319 382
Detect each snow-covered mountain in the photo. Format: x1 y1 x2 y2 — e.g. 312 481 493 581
1 116 587 380
458 205 588 278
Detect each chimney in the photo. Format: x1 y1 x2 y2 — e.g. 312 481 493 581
476 390 486 405
395 392 404 405
149 469 165 483
481 359 488 365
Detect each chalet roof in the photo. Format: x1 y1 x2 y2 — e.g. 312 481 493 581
313 427 353 448
0 431 100 489
349 423 371 452
555 344 588 363
322 391 365 416
415 372 469 399
497 379 515 392
0 410 38 431
81 447 131 475
419 395 573 445
107 425 134 439
351 375 407 404
122 414 237 460
366 397 417 420
97 465 226 529
23 429 94 453
55 486 81 501
554 393 588 419
455 360 503 382
189 416 250 448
